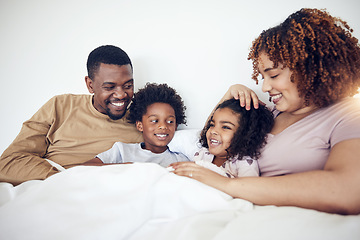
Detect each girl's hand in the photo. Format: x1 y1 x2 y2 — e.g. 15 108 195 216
226 84 261 110
170 162 230 191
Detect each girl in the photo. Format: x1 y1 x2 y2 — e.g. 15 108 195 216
193 98 274 177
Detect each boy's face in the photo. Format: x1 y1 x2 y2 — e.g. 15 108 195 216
206 107 240 160
136 102 177 153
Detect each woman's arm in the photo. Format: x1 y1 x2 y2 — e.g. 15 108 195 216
204 84 262 124
171 138 360 215
219 84 261 110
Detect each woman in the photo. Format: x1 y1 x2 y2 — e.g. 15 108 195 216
171 8 360 215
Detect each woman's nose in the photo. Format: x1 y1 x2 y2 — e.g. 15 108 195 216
262 77 271 93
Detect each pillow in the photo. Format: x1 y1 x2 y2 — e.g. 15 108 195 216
168 129 202 161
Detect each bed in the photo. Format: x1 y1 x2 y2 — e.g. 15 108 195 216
0 129 359 240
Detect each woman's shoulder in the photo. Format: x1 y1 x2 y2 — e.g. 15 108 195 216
320 97 360 117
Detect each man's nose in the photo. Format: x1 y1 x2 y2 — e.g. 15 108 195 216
113 87 126 98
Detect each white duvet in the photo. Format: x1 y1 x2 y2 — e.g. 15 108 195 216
0 163 359 240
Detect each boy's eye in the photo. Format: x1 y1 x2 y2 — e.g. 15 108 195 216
167 120 174 124
150 119 158 123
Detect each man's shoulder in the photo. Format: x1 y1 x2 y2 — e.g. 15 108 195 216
51 94 91 101
48 94 92 107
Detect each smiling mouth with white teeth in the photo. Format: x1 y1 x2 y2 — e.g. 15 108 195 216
269 94 282 103
210 139 220 146
111 102 125 107
155 134 168 138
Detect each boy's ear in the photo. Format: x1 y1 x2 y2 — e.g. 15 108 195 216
136 121 143 132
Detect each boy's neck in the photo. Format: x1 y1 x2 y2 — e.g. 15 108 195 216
141 142 168 154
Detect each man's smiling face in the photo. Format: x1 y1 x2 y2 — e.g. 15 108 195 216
85 63 134 120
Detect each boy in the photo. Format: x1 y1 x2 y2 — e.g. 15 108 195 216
84 83 189 167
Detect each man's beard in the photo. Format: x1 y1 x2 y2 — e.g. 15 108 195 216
106 108 126 120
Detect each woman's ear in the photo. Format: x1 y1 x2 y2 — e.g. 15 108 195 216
136 121 143 132
85 76 94 94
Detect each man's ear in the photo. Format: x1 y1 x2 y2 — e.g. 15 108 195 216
85 76 94 94
136 121 143 132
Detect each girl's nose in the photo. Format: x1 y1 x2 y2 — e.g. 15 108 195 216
210 128 218 135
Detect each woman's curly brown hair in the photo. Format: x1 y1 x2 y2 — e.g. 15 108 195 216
248 8 360 107
199 99 274 160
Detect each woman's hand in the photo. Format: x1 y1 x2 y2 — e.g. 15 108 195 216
224 84 261 110
170 162 230 191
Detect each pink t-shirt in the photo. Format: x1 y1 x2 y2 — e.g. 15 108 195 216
259 97 360 176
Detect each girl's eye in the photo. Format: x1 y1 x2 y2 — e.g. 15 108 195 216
222 126 231 130
167 120 174 124
270 74 279 79
150 120 158 123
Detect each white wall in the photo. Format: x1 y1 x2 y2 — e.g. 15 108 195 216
1 0 360 153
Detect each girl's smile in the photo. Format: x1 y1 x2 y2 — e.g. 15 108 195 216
206 107 240 164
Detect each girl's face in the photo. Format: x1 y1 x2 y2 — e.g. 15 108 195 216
258 53 309 114
206 107 240 159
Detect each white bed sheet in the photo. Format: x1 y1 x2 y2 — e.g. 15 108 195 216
0 163 359 240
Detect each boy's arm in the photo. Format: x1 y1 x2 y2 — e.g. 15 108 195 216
83 157 105 166
82 157 133 166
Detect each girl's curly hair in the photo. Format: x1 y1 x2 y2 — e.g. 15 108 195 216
128 82 186 125
199 99 274 160
248 8 360 108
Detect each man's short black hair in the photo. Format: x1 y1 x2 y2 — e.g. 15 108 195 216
128 83 186 126
86 45 132 79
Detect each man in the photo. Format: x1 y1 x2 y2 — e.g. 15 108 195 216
0 45 143 185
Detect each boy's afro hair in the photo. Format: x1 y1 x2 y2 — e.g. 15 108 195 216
128 82 186 125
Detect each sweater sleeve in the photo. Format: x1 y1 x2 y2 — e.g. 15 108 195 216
0 97 59 185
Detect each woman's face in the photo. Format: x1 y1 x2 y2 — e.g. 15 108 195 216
258 53 308 114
